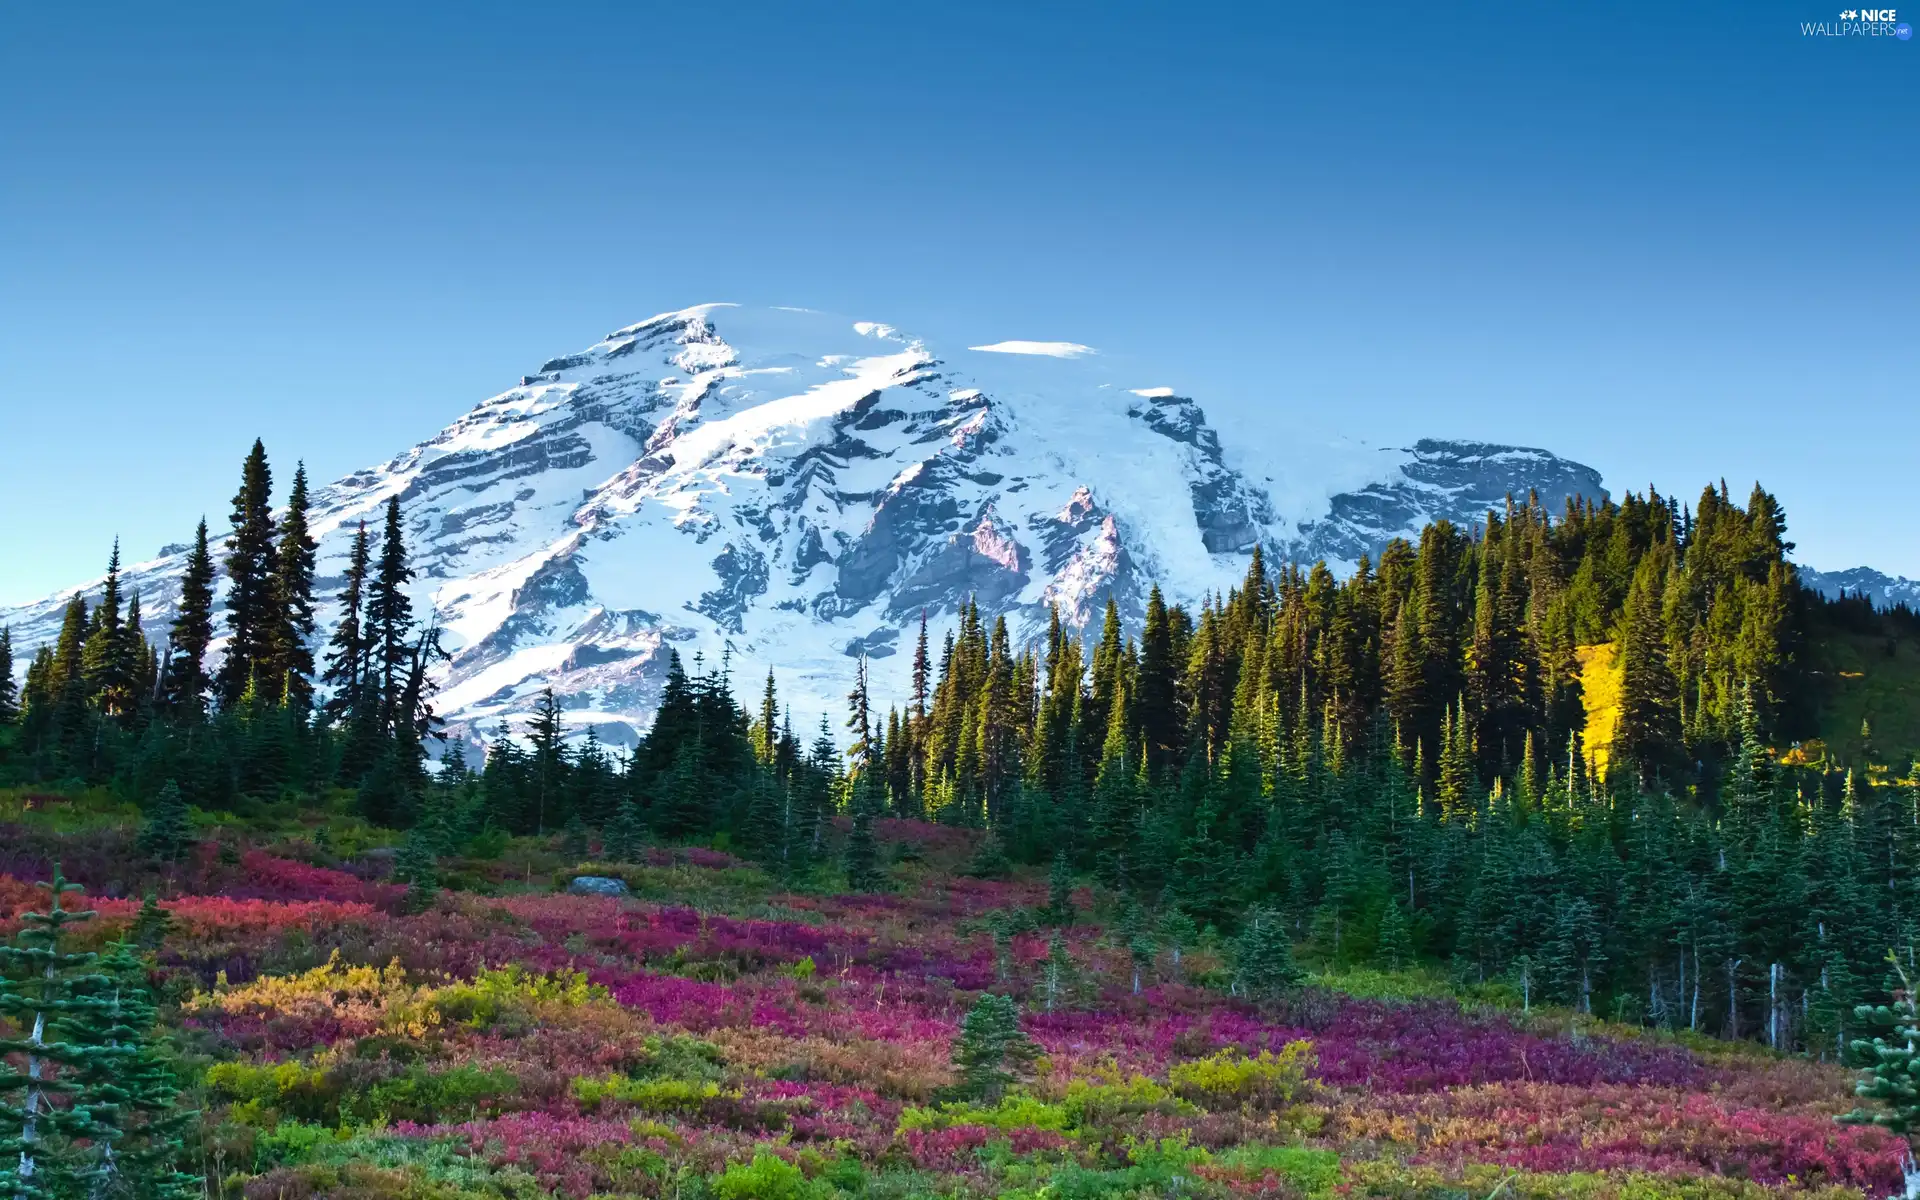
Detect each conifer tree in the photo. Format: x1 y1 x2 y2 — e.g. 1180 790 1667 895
561 808 590 862
949 993 1037 1102
964 828 1013 879
0 627 17 725
1046 849 1076 925
81 541 139 719
1616 553 1682 789
217 440 278 709
366 497 416 735
1129 932 1157 995
1159 908 1198 975
604 795 646 864
1235 905 1306 1001
163 519 216 717
844 802 885 892
1043 931 1078 1013
136 782 193 864
1136 586 1181 773
394 824 440 912
269 462 318 711
68 940 200 1200
130 896 174 952
1377 898 1414 970
0 867 115 1198
1841 956 1920 1145
846 653 873 775
321 521 372 724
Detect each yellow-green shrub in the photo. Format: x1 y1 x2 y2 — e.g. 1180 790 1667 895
1059 1073 1196 1124
897 1093 1070 1133
1168 1041 1316 1110
710 1152 823 1200
572 1074 728 1114
204 1060 342 1126
429 964 608 1029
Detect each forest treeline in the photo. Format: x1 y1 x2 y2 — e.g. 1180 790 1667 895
3 443 1920 1054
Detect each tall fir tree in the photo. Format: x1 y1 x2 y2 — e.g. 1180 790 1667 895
366 498 416 737
216 439 279 709
269 462 319 711
163 518 217 717
0 868 116 1199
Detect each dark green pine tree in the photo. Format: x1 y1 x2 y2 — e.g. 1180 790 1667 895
269 462 318 711
0 867 117 1199
560 808 590 862
322 520 381 784
1046 848 1076 925
68 941 201 1200
525 687 566 837
80 541 139 719
1614 554 1682 789
393 823 441 912
845 653 874 777
655 739 709 841
1376 897 1415 971
843 797 886 892
1135 585 1182 774
603 794 647 864
963 828 1013 879
366 497 416 737
949 993 1038 1102
320 521 372 722
216 439 279 710
1840 956 1920 1140
136 781 194 864
164 518 217 717
0 626 17 725
130 895 175 952
1234 905 1307 1001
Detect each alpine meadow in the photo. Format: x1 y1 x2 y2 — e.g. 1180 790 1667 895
5 409 1920 1198
1 4 1916 1193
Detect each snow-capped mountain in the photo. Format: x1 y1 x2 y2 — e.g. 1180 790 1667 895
1799 566 1920 612
1 304 1610 748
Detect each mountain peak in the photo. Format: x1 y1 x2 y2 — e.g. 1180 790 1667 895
2 304 1612 750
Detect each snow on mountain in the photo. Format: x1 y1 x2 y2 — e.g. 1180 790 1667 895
0 304 1611 750
1799 566 1920 612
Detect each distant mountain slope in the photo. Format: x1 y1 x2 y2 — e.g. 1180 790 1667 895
1800 565 1920 612
0 304 1610 747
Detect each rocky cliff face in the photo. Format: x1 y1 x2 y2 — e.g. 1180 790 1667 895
1 304 1614 747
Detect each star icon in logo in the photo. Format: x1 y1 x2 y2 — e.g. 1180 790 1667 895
1841 8 1858 16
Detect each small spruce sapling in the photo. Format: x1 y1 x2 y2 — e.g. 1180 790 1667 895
1376 898 1414 971
130 895 174 952
70 941 201 1200
136 781 193 864
1159 908 1197 975
950 993 1038 1102
1046 850 1075 926
1234 905 1306 1001
560 808 590 862
1129 933 1157 995
1043 932 1077 1013
0 866 114 1198
603 796 646 864
844 805 886 892
964 829 1013 879
393 826 440 913
1839 954 1920 1198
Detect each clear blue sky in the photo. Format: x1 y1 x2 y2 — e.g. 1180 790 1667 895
2 0 1914 604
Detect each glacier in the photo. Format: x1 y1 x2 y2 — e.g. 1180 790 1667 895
0 303 1615 752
